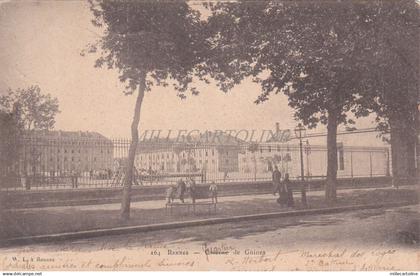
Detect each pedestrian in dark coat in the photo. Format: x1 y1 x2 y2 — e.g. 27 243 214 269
209 182 218 203
272 166 281 193
276 184 288 207
177 179 186 203
71 169 78 188
166 185 176 204
273 166 287 207
187 177 197 204
284 173 294 208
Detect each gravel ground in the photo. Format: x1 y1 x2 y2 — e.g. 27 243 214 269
1 186 418 240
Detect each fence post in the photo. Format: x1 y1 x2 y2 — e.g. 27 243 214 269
369 151 373 178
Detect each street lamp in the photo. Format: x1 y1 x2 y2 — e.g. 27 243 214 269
294 123 307 208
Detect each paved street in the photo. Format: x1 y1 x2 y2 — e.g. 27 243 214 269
1 204 418 270
9 185 402 212
2 204 418 252
2 186 418 240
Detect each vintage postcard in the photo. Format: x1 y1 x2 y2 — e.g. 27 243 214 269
0 0 419 273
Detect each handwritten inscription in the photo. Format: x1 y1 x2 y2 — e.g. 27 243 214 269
0 246 415 271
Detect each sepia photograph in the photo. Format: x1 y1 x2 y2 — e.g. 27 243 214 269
0 0 419 273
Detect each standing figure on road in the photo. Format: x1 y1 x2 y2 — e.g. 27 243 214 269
209 182 218 203
71 169 78 188
284 173 294 208
177 178 186 203
112 165 125 186
223 169 229 182
273 166 287 207
107 168 112 180
187 177 197 204
272 165 281 193
166 185 176 204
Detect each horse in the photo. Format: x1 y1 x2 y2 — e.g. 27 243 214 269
165 178 196 204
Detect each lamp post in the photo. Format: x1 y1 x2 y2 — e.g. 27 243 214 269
294 123 307 208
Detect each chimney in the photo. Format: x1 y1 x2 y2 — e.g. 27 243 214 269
275 122 280 135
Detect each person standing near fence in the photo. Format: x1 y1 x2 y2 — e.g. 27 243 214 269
71 169 78 188
107 168 112 180
284 173 294 208
272 165 281 194
166 185 176 204
209 182 218 203
188 177 197 204
273 166 287 207
223 169 229 182
177 178 186 203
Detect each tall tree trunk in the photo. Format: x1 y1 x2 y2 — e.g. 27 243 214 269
415 102 419 177
390 119 406 187
406 126 417 179
406 102 418 179
326 109 338 204
120 75 146 221
389 110 417 187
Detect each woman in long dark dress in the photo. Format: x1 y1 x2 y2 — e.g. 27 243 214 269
284 173 294 208
273 170 288 208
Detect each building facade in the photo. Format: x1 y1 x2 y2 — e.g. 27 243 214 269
19 130 113 176
237 143 390 180
134 133 244 177
135 144 241 174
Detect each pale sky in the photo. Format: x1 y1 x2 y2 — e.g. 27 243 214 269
0 0 385 146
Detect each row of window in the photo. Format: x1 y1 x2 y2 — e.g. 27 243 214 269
25 148 112 154
139 150 218 161
47 157 99 162
55 149 111 154
28 140 112 146
138 159 217 167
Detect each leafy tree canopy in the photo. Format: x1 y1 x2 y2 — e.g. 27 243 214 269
203 0 419 129
87 0 208 97
0 85 60 132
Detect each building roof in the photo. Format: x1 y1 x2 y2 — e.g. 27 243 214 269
24 130 111 141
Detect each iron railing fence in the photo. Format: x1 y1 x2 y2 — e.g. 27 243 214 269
0 136 390 191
